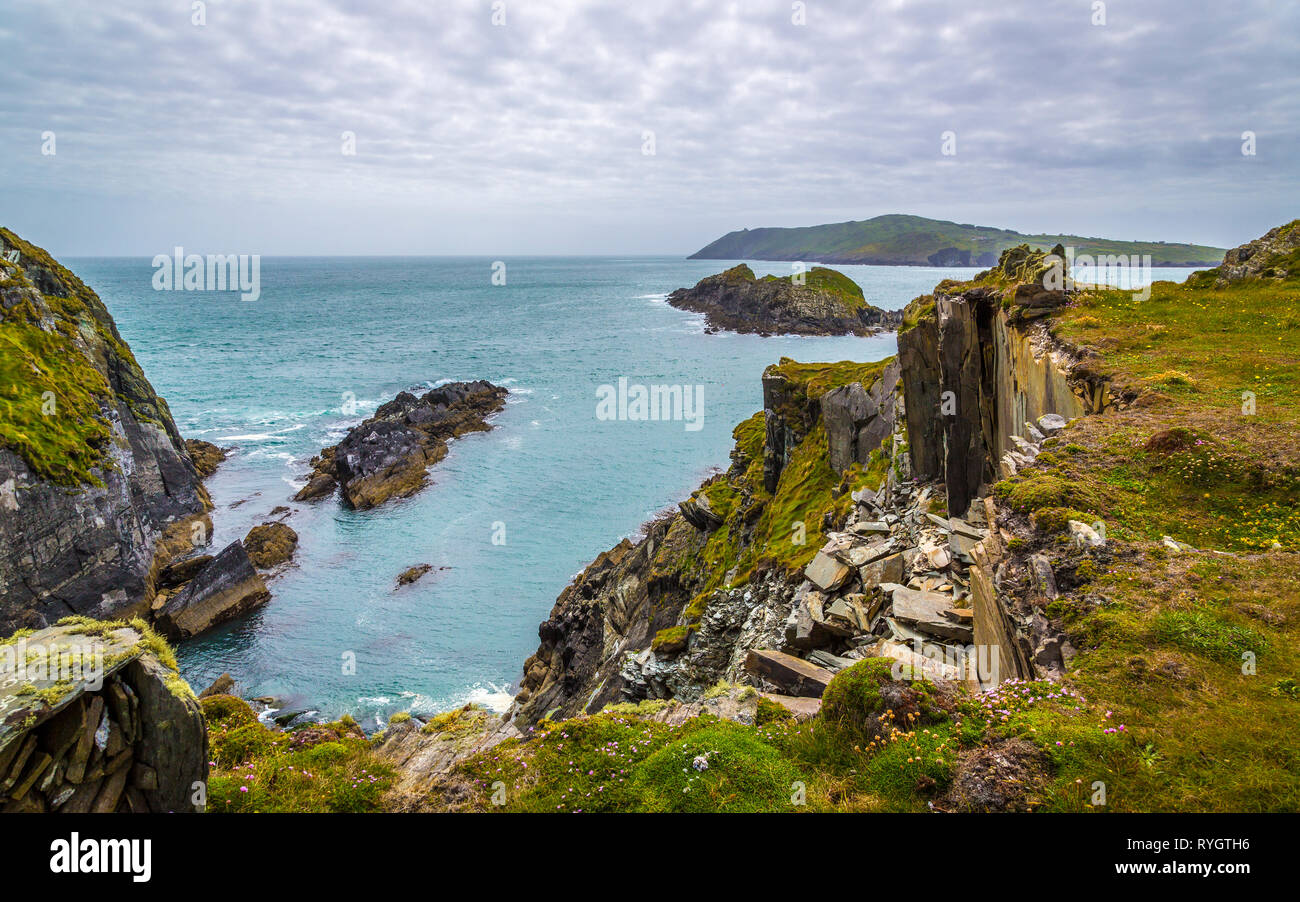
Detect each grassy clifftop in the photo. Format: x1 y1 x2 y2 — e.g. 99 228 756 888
987 223 1300 809
690 213 1225 267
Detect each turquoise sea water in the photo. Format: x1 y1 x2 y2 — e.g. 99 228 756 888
68 256 1199 728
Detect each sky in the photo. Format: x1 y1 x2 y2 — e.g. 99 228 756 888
1 0 1296 257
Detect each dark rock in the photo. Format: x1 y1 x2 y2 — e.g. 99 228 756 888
154 541 270 639
0 230 211 635
396 564 433 586
295 381 508 510
819 358 901 475
744 649 835 698
157 554 214 591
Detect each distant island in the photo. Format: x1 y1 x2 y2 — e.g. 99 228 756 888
689 213 1226 267
667 264 901 336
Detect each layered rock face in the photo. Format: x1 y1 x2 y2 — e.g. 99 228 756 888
0 620 206 813
0 229 211 634
295 380 507 509
898 245 1100 517
667 264 901 336
510 246 1118 732
154 541 270 640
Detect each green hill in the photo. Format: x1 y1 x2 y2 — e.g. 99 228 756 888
689 213 1226 267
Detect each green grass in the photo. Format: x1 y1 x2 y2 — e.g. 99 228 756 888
0 227 163 485
202 696 395 813
983 250 1300 810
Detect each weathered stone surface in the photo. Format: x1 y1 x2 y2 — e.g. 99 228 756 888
0 620 205 813
1037 413 1067 435
198 672 235 698
759 692 822 721
242 521 298 569
0 231 211 634
744 649 835 698
679 491 724 530
819 359 901 474
154 541 270 639
157 554 213 591
1216 221 1300 285
295 381 508 510
889 587 974 642
804 550 852 592
1068 520 1104 548
373 710 519 812
858 552 905 592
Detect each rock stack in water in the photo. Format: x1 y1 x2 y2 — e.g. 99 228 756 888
295 381 508 509
0 620 207 813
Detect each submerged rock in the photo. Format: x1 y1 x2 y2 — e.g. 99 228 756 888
243 521 298 569
396 563 433 586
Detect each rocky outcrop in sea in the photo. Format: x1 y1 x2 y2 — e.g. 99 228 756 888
666 264 901 336
295 381 508 509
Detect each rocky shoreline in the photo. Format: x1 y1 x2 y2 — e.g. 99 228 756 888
294 380 508 509
667 264 901 336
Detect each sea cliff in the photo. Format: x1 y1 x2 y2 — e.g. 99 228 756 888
0 229 211 634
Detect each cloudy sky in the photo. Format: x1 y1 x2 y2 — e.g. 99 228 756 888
1 0 1295 256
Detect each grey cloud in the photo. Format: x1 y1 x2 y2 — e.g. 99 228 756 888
0 0 1294 254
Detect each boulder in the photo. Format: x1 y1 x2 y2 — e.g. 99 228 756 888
858 552 905 592
1068 520 1104 548
744 649 835 698
199 673 235 698
804 550 852 592
242 521 298 569
1036 413 1067 436
154 541 271 640
184 439 228 479
679 493 724 530
396 563 434 586
889 587 974 642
